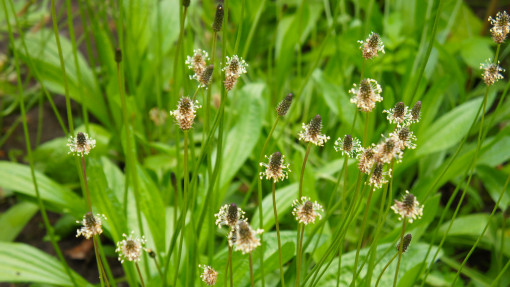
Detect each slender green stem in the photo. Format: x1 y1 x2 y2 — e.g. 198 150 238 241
249 253 255 287
50 0 74 135
3 1 77 285
393 220 407 287
420 58 495 285
173 131 190 287
255 117 280 286
451 173 510 285
65 0 88 132
93 236 107 287
81 157 92 212
360 59 366 80
273 182 286 287
362 112 370 146
135 262 146 287
229 246 234 287
335 155 349 287
298 143 312 199
225 249 230 287
491 257 510 287
352 186 375 286
375 253 398 287
296 224 306 287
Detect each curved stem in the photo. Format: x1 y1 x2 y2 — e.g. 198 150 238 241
229 246 234 287
296 224 306 287
375 253 398 287
135 262 146 287
173 131 189 287
352 186 375 286
273 182 286 287
393 220 407 287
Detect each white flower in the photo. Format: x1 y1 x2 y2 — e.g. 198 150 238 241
199 265 218 286
358 32 385 60
391 191 424 223
298 114 330 146
259 152 291 182
349 78 383 112
292 197 324 225
169 97 201 130
76 212 106 239
215 204 245 229
229 220 263 254
67 132 96 157
115 232 147 263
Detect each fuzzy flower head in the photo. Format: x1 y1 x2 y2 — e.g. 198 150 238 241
229 220 263 254
215 203 245 229
292 197 324 225
223 55 247 92
375 136 403 164
259 151 291 182
67 132 96 157
384 102 410 125
298 114 330 146
358 32 385 60
391 191 424 223
358 145 376 174
76 212 106 239
349 78 383 112
199 265 218 286
276 93 294 117
396 234 412 253
368 162 391 189
391 127 417 150
489 11 510 44
186 49 209 82
170 96 201 130
409 101 422 124
197 65 214 88
481 60 504 86
334 134 361 158
115 232 147 263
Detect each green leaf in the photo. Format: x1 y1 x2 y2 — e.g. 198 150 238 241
0 161 86 216
439 213 491 238
0 201 38 242
460 37 493 69
219 83 266 189
316 243 442 286
477 165 510 210
15 29 109 125
417 97 483 156
0 242 91 286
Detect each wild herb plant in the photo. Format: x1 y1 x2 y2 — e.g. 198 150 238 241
0 1 509 287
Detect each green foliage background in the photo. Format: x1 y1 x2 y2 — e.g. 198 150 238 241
0 0 509 286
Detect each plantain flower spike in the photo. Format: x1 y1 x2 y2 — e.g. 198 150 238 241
489 11 510 44
358 32 385 60
481 59 504 86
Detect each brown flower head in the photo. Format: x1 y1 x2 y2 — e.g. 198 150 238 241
260 151 291 182
67 132 96 157
358 32 385 59
115 232 147 263
391 191 424 223
481 59 504 86
358 145 376 174
334 134 361 158
169 96 201 130
298 114 330 146
384 102 409 125
368 162 391 189
223 55 247 91
349 78 383 112
396 234 412 253
229 220 263 254
199 265 218 286
215 203 245 229
276 93 294 117
186 49 209 82
76 212 106 239
489 11 510 43
292 197 324 225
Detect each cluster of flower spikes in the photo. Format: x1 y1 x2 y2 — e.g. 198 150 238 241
215 203 263 255
360 101 421 189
